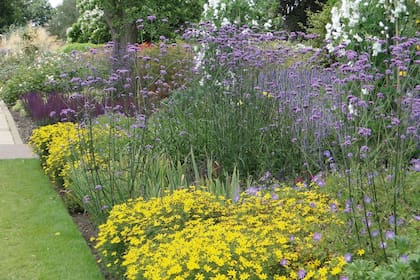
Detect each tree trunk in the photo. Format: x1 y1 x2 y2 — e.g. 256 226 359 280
103 5 137 60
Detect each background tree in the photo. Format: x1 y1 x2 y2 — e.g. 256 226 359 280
23 0 53 26
68 0 204 55
0 0 25 33
48 0 80 40
0 0 53 33
278 0 327 31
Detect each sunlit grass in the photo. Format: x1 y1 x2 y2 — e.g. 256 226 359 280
0 159 103 280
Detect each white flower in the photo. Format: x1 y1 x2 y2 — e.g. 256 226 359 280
221 17 230 26
264 20 272 29
372 40 382 56
362 88 369 95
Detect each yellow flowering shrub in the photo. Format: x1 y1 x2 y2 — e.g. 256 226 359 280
29 122 79 185
94 186 347 279
29 121 111 187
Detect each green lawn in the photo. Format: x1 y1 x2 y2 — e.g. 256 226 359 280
0 159 103 280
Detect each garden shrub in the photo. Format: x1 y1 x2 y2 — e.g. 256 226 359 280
130 41 195 102
29 122 79 186
59 42 104 53
0 53 69 106
94 185 348 279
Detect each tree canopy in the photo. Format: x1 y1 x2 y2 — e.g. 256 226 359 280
0 0 53 33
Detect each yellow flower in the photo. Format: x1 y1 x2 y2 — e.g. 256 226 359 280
262 91 274 98
399 70 407 77
195 274 205 280
331 266 342 275
357 248 365 256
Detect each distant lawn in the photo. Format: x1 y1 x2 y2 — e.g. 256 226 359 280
0 159 103 280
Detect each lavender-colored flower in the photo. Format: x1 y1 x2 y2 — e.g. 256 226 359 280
312 173 326 187
391 117 400 126
330 203 338 212
313 232 322 241
101 205 109 211
372 230 379 237
95 184 102 191
364 196 372 204
279 258 287 267
144 144 153 150
410 158 420 172
400 255 408 263
358 127 372 137
414 215 420 221
340 276 349 280
380 241 387 249
385 230 395 239
260 171 271 182
245 186 259 195
298 269 306 279
344 253 352 262
83 195 90 204
147 15 156 21
360 145 369 153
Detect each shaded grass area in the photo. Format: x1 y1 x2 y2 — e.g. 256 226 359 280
0 159 103 280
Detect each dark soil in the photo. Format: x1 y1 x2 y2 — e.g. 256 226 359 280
10 108 111 279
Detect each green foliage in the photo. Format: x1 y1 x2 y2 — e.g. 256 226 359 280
23 0 53 26
68 0 205 45
150 84 307 179
67 1 110 44
0 54 65 106
279 0 328 31
48 0 79 40
0 1 25 32
202 0 282 30
306 0 339 46
59 42 103 53
0 0 53 32
344 250 420 280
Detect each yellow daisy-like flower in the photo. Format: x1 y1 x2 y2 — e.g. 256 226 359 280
262 91 274 98
331 266 342 275
357 248 365 256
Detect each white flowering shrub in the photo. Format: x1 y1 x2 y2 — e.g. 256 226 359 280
67 0 110 43
202 0 282 30
325 0 419 55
